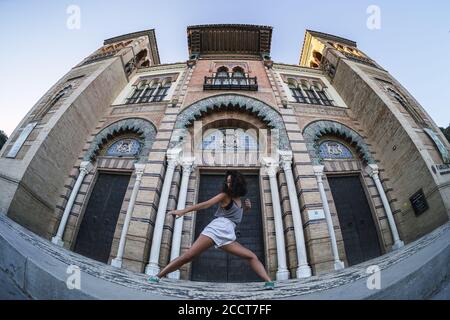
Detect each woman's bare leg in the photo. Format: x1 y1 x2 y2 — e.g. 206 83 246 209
221 242 272 282
156 235 214 278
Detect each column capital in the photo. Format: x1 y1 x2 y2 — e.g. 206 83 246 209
134 163 146 180
365 164 380 178
313 165 325 177
180 156 195 167
278 150 293 171
261 157 279 177
180 157 195 175
166 148 182 168
79 161 93 175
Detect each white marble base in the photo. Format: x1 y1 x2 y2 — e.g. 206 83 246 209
334 260 345 270
296 265 312 278
110 258 122 268
392 240 405 250
276 269 290 281
145 263 160 276
51 236 64 247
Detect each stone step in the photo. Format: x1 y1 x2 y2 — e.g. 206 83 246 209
0 213 449 299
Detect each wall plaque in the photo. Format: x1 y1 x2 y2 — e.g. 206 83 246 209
409 189 429 216
307 209 325 221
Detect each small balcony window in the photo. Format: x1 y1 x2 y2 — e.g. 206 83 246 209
152 83 170 102
138 85 157 103
290 87 307 104
304 89 321 104
205 66 257 91
316 90 334 106
288 80 335 106
126 79 172 104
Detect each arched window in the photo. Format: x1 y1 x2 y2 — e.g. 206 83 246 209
105 138 141 157
232 66 244 77
313 83 334 106
387 88 425 125
138 81 158 103
127 78 172 104
289 82 307 103
312 51 323 62
127 80 146 104
231 67 247 85
387 88 409 108
202 128 258 151
152 79 171 102
214 66 229 85
33 84 73 121
135 49 148 65
302 82 320 104
318 140 353 160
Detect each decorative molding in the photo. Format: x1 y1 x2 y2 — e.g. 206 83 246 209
171 94 290 150
273 63 323 75
303 120 375 165
104 29 161 65
293 105 348 117
136 63 186 74
84 118 157 163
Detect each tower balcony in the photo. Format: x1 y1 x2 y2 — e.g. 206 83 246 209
203 76 258 91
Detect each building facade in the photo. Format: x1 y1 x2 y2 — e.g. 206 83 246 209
0 25 449 282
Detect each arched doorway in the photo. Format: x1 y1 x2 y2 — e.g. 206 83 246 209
304 120 385 267
72 118 156 263
170 95 289 282
189 112 267 282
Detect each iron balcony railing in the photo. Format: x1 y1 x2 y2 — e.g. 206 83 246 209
204 76 258 91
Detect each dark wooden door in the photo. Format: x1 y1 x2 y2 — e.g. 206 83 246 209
74 172 130 263
327 175 381 266
191 174 265 282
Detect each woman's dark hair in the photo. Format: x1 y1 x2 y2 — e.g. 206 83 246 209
222 170 247 197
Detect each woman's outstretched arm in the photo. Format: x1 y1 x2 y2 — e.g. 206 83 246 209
167 192 228 218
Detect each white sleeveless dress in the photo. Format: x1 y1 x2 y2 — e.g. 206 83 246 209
201 200 243 248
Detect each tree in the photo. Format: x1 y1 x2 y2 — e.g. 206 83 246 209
440 125 450 143
0 130 7 150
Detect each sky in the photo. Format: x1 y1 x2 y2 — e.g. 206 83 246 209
0 0 449 136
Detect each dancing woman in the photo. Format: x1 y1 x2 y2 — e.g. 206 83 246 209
147 170 274 290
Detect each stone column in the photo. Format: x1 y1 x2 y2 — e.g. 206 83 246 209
279 151 312 278
262 157 290 280
313 165 345 270
145 148 181 276
366 164 405 250
111 163 145 268
168 157 195 279
52 161 93 247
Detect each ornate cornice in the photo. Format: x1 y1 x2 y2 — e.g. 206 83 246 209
187 24 273 57
84 118 157 163
171 94 290 150
104 29 161 65
136 62 186 74
303 120 375 165
273 63 324 75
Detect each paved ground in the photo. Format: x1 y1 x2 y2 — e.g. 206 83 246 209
430 276 450 300
0 272 29 300
0 213 449 300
